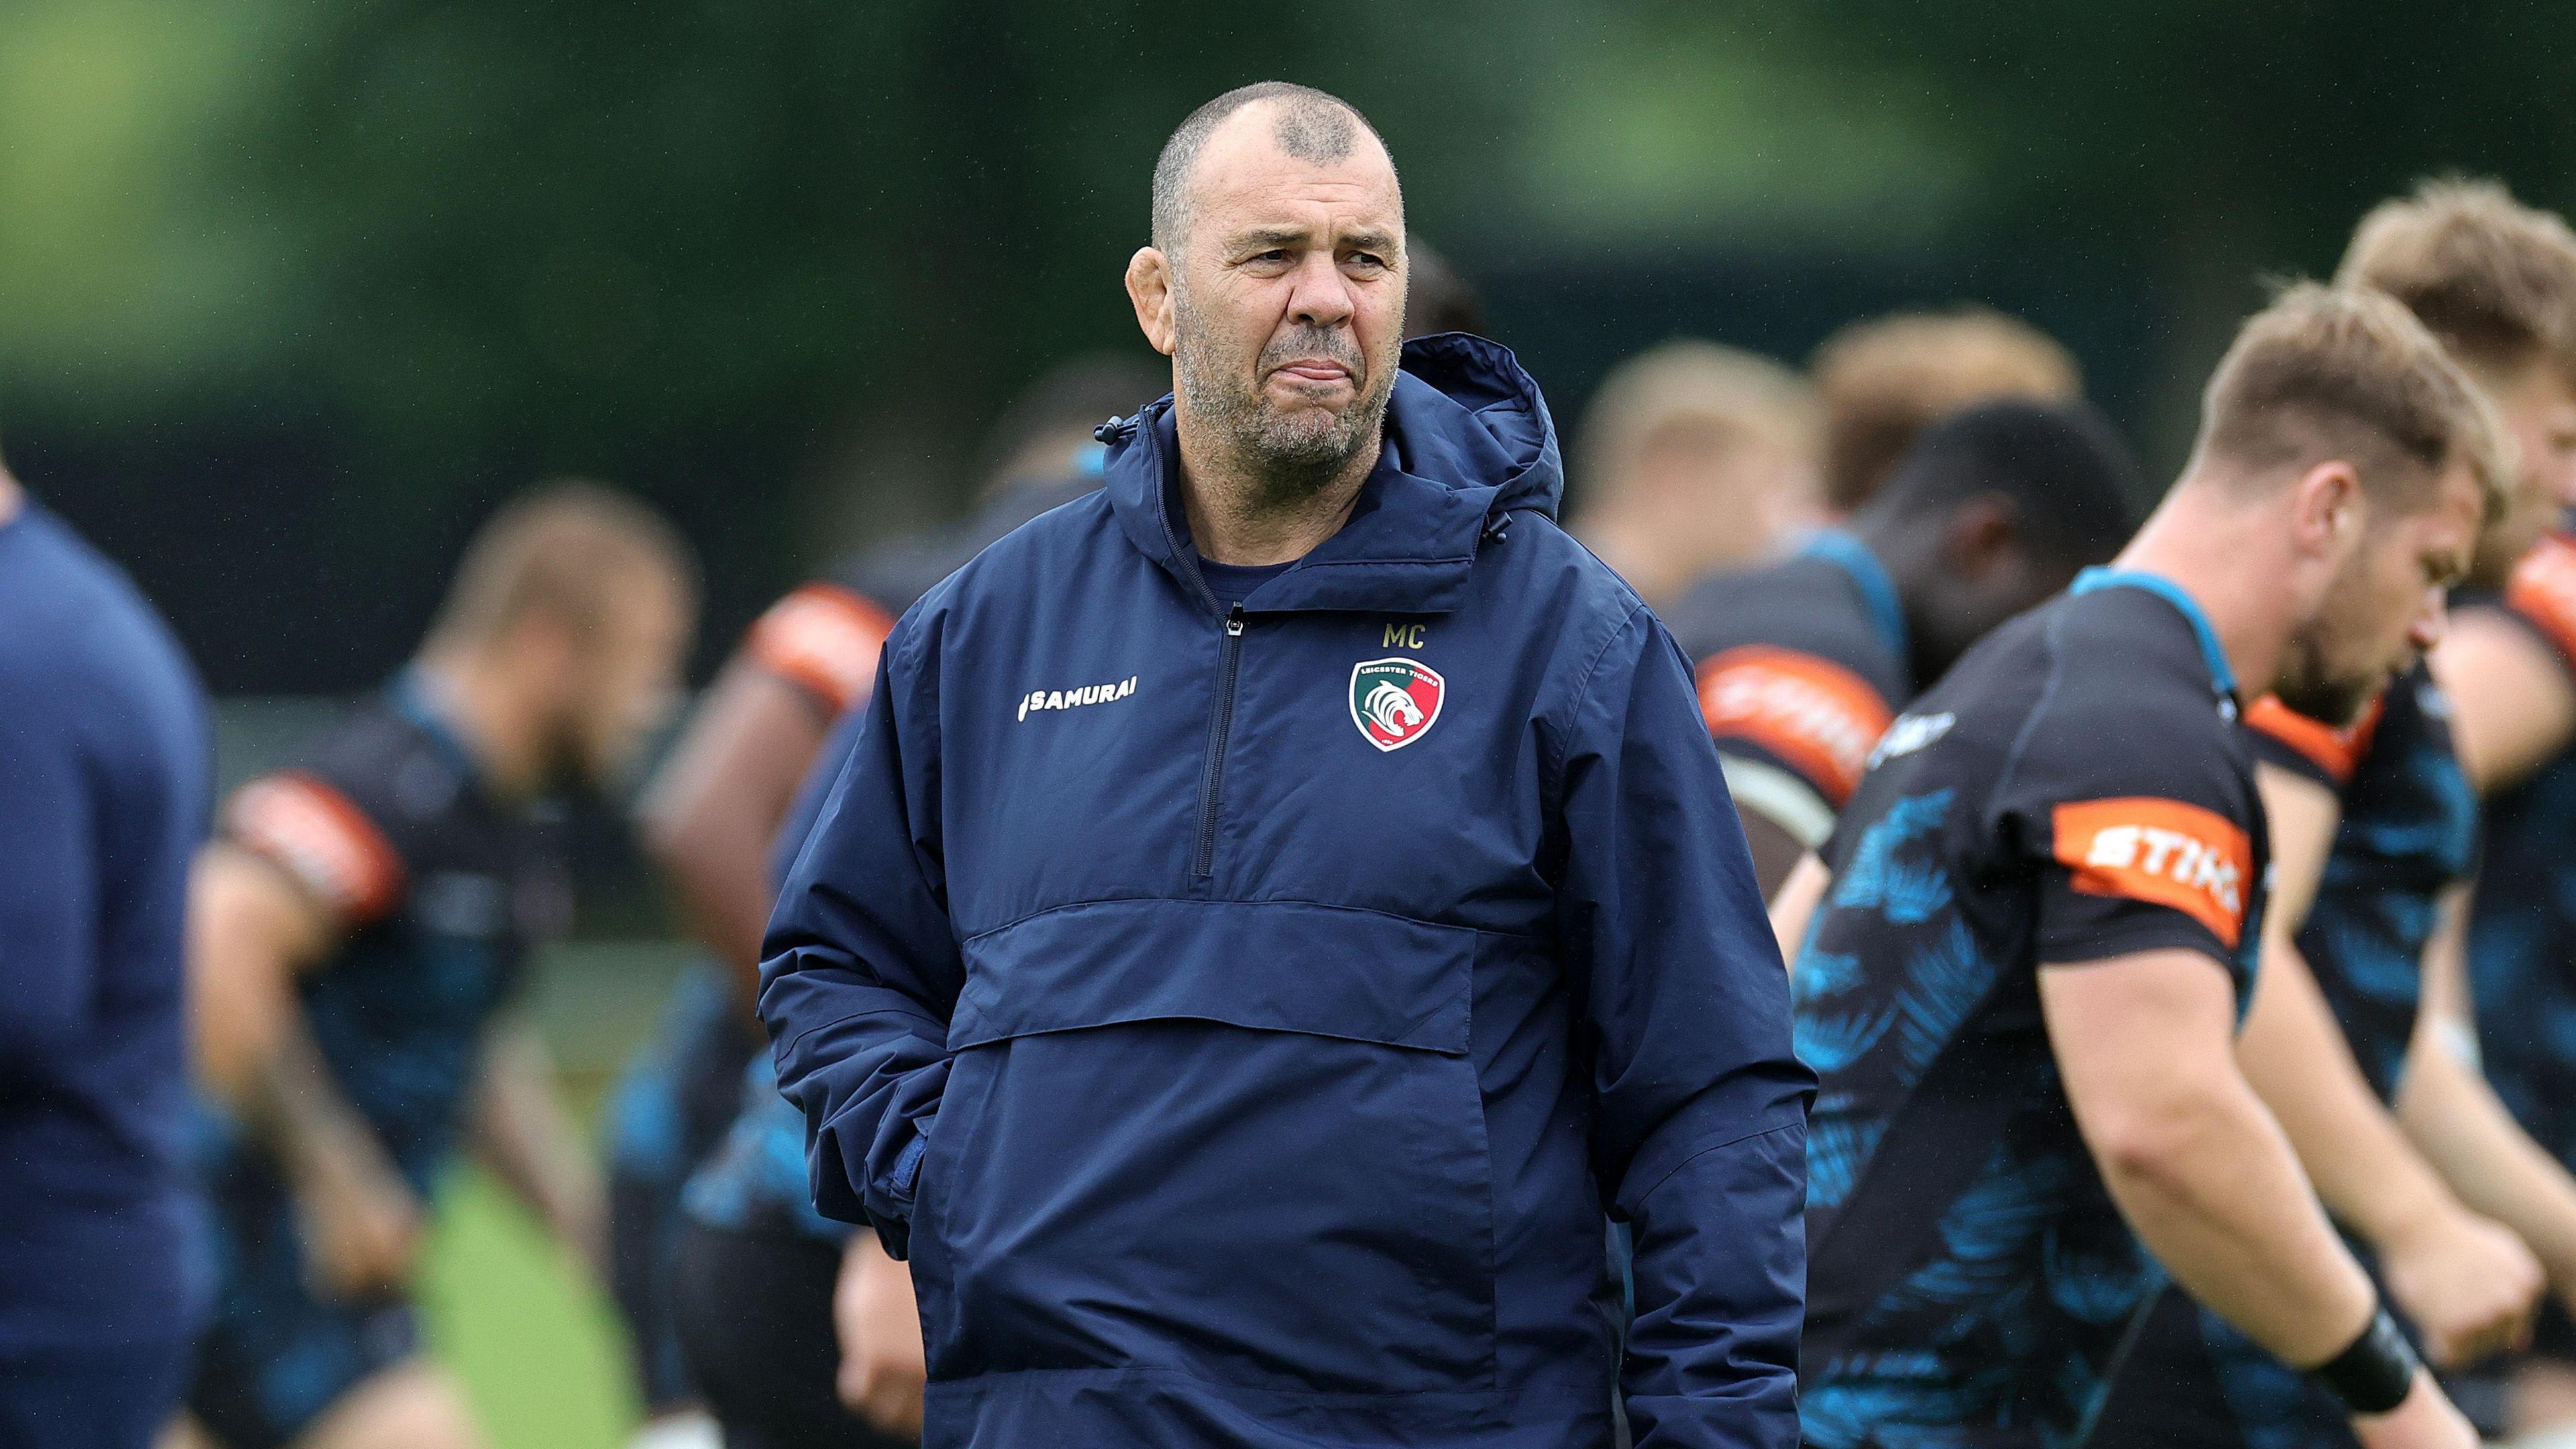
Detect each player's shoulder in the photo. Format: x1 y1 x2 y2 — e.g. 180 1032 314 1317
2031 582 2234 722
1676 553 1907 810
1944 588 2263 959
2349 663 2463 794
1961 582 2251 809
2489 531 2576 674
747 490 1118 711
221 699 443 924
1668 552 1902 689
2243 692 2383 788
281 698 479 843
745 568 902 718
2244 661 2449 792
2387 663 2457 748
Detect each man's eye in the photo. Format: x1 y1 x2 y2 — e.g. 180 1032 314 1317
1347 252 1386 270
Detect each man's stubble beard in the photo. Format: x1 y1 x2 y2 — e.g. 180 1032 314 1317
1173 284 1397 511
2271 616 2381 728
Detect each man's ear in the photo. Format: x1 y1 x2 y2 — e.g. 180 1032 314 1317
1126 248 1178 357
1941 494 2023 580
2290 459 2362 556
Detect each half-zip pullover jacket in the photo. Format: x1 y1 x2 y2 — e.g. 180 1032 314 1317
762 335 1812 1449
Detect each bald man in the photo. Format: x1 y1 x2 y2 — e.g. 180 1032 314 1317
761 82 1809 1449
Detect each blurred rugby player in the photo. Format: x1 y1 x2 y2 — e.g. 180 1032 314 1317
2359 180 2576 1436
2092 175 2576 1449
605 356 1157 1442
1810 304 2081 515
1774 285 2501 1449
179 484 695 1449
1667 398 2136 894
1566 340 1823 606
0 460 211 1448
668 708 917 1449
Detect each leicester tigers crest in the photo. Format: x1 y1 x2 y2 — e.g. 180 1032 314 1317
1350 657 1444 752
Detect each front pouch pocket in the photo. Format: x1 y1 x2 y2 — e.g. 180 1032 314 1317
922 898 1497 1394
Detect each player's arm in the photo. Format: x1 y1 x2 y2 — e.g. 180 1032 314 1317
1694 645 1890 899
2042 951 2467 1443
1560 612 1810 1449
2399 886 2576 1318
2436 608 2576 794
1733 804 1811 900
638 582 890 1008
2234 762 2538 1365
1767 851 1830 971
636 659 837 1006
466 1016 606 1278
189 837 424 1297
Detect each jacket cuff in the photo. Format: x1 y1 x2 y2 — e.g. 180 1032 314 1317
860 1112 935 1260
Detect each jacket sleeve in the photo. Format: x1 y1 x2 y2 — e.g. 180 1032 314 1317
758 625 964 1259
1555 604 1816 1449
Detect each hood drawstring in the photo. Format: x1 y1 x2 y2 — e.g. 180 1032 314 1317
1093 415 1138 445
1483 513 1513 546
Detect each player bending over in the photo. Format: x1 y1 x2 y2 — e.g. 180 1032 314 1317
2346 178 2576 1438
1773 284 2500 1449
2084 174 2576 1449
178 484 694 1449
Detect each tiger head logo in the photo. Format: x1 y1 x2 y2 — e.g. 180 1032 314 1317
1363 680 1424 735
1348 657 1445 752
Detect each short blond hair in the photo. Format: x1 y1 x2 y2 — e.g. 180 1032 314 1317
1810 307 2080 511
2337 178 2576 385
428 480 698 649
1576 339 1817 502
2196 282 2509 522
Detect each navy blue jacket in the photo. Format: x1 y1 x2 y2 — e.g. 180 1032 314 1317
0 502 213 1352
763 336 1811 1449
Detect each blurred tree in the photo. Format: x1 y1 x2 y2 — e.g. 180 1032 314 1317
121 0 1553 686
1737 0 2576 437
6 0 2576 690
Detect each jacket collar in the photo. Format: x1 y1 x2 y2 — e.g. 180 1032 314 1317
1099 334 1560 616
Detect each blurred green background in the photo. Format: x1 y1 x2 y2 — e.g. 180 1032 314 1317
13 0 2576 694
15 3 2576 1441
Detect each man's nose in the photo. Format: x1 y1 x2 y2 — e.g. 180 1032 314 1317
1287 252 1356 329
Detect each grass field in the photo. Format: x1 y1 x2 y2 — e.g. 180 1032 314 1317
421 1167 642 1449
406 939 704 1449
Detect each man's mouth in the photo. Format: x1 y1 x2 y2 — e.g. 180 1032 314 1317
1273 359 1353 386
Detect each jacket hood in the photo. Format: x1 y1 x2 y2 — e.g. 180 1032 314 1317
1095 332 1562 615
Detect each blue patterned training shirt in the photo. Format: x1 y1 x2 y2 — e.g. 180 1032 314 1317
1797 571 2269 1449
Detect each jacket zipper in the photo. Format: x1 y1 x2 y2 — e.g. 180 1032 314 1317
1193 603 1246 879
